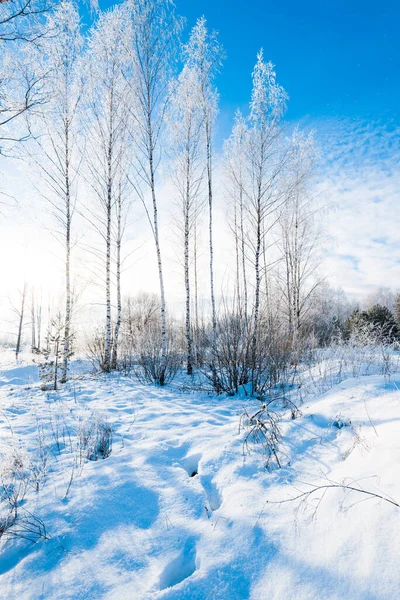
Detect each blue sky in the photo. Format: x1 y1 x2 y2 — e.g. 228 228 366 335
172 0 400 129
94 0 399 131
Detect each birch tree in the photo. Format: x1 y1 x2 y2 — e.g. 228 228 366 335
84 6 130 373
275 128 323 346
30 288 36 351
124 0 183 385
111 176 131 370
168 65 204 375
26 0 82 382
247 50 288 381
183 17 224 351
13 282 28 359
224 109 249 315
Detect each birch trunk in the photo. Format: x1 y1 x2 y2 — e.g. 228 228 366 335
206 120 218 388
251 129 265 385
240 185 248 319
184 153 193 375
206 123 217 340
16 284 27 359
31 291 36 351
193 220 199 362
111 185 122 370
234 197 240 304
37 299 42 350
103 132 113 373
102 89 114 373
61 124 71 383
148 111 167 376
252 194 262 381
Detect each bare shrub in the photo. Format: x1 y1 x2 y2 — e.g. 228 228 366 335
87 419 113 461
239 404 282 469
207 302 296 398
251 319 294 400
77 414 113 464
0 447 31 540
8 512 49 542
29 418 51 492
295 331 400 403
119 293 161 371
133 321 181 386
239 395 300 470
206 305 252 395
86 325 107 371
262 475 400 525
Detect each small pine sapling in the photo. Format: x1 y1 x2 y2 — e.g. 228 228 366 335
36 313 74 391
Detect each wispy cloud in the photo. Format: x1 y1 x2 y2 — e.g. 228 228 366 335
312 116 400 298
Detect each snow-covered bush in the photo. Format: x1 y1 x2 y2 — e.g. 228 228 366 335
35 313 73 390
207 307 252 395
86 325 108 372
296 336 400 402
239 403 282 470
30 419 50 492
207 306 295 398
344 305 399 344
0 447 45 541
133 322 181 386
0 448 30 516
119 293 161 371
239 395 299 470
77 414 113 463
87 419 113 461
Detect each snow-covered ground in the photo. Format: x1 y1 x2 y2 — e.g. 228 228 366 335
1 352 400 599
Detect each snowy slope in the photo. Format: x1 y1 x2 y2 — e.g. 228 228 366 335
0 354 400 600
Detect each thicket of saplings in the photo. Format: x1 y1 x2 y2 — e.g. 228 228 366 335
87 294 400 469
86 293 400 395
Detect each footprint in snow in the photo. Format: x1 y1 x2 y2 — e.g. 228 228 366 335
199 474 222 512
180 453 222 512
158 537 198 590
181 452 202 477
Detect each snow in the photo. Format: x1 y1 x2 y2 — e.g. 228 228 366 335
1 352 400 599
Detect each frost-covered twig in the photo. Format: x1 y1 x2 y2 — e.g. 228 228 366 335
269 483 400 509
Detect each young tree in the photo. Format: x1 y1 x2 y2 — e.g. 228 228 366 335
38 312 71 391
124 0 183 384
111 176 131 370
36 290 42 349
224 109 249 315
168 64 204 375
247 50 287 381
275 128 323 346
182 17 224 352
14 282 28 359
84 6 131 372
27 0 83 382
30 288 36 351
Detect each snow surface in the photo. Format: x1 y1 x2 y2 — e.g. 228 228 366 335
0 351 400 599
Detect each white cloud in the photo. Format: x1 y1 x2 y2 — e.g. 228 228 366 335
313 117 400 299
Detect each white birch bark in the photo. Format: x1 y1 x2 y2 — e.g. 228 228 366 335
111 183 123 370
24 1 82 383
15 283 27 359
125 0 183 382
